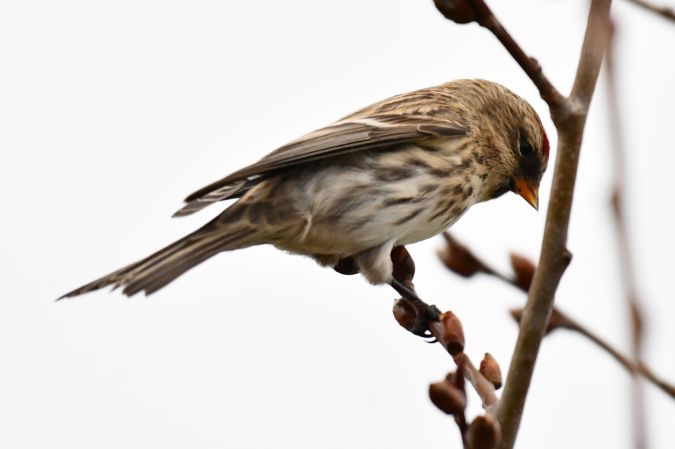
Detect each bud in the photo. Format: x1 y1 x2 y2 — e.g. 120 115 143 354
433 0 477 24
467 414 501 449
429 380 467 415
439 311 465 355
479 353 502 390
391 246 416 283
392 298 417 332
333 256 359 275
509 253 536 292
438 232 488 278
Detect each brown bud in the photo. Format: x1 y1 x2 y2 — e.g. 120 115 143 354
392 298 417 332
479 353 502 390
509 253 536 292
429 380 467 415
391 246 416 283
439 311 465 355
433 0 477 24
467 414 501 449
438 232 488 278
333 256 359 275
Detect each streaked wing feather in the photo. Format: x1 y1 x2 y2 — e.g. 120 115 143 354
177 91 467 216
184 117 465 198
240 116 460 175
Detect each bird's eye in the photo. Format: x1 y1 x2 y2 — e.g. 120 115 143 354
520 137 534 157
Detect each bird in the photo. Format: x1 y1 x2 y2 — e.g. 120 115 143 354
60 79 549 300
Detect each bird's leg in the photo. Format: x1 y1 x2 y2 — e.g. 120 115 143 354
332 246 441 338
389 246 441 338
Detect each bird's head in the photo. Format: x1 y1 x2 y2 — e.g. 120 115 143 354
486 110 549 210
455 80 550 210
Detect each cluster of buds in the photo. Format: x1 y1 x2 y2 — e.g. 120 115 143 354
429 365 502 449
384 237 509 448
423 298 502 448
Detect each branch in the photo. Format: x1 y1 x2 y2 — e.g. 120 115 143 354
431 8 611 438
470 2 613 448
394 296 503 448
434 0 566 111
510 308 675 400
627 0 675 22
471 2 567 111
605 22 648 449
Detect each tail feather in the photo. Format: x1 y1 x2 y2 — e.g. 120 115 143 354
59 220 256 299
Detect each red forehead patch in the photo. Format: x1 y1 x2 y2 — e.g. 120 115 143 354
541 128 550 160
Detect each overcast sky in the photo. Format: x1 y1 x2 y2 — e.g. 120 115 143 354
1 1 674 448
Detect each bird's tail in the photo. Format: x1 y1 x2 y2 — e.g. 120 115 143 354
59 213 258 299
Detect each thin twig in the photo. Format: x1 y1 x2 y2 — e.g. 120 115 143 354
509 307 675 399
605 22 648 449
429 321 500 412
627 0 675 21
465 0 567 111
565 312 675 399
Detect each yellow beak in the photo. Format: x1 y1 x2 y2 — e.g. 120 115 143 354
513 176 539 210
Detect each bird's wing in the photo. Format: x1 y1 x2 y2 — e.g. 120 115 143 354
175 95 467 217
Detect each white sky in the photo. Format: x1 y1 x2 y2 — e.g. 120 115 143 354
1 1 674 448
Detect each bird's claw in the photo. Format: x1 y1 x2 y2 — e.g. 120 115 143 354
410 303 441 341
389 279 441 340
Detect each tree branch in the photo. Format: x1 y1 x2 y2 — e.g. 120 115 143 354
468 1 567 111
605 22 648 449
435 1 612 443
626 0 675 22
482 2 612 447
561 311 675 400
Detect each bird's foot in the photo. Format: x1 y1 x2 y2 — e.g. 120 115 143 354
389 279 441 340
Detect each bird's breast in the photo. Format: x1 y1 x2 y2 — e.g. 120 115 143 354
271 142 482 256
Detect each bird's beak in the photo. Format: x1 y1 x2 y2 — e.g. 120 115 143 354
513 176 539 210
